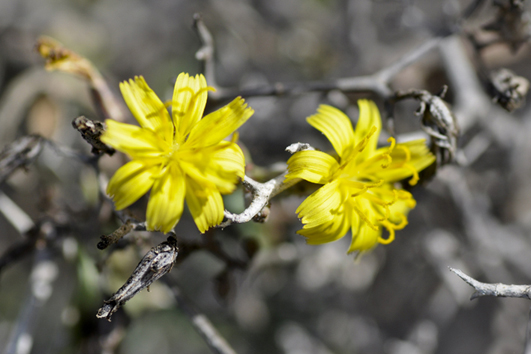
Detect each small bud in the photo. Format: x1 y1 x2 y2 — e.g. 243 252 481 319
488 68 530 112
36 36 94 80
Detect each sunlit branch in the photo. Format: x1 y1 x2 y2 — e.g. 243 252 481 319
450 267 531 300
219 143 314 228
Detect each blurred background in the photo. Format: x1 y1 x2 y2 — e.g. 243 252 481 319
1 0 531 353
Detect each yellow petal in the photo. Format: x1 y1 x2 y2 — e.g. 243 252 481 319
388 193 414 222
185 177 224 233
402 140 436 171
146 164 186 233
101 120 169 158
368 140 435 183
107 160 158 210
207 141 246 180
200 142 245 193
186 97 254 148
307 105 355 158
119 77 173 142
297 180 346 228
180 141 244 194
299 204 351 244
172 73 209 141
348 221 381 253
285 150 339 184
353 99 381 161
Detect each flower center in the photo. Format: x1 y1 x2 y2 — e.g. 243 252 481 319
166 142 181 161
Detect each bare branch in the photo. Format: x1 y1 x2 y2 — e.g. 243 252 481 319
439 36 519 147
97 221 134 250
0 135 44 184
220 143 315 228
0 191 35 235
193 16 440 102
372 37 442 84
193 13 224 96
461 0 489 20
220 174 285 228
450 267 531 300
168 285 238 354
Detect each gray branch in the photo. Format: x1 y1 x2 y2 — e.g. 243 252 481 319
0 135 44 184
450 267 531 300
169 286 237 354
219 172 293 228
219 143 314 228
193 13 440 101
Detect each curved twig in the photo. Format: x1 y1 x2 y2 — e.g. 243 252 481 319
220 143 314 228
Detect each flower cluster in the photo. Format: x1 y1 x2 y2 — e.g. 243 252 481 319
103 73 434 254
285 100 435 254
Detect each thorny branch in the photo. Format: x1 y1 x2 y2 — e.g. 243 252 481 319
450 267 531 300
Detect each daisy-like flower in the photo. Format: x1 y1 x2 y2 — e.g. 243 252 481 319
101 73 254 233
285 100 435 254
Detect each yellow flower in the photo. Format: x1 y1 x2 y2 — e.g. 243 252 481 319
285 100 435 254
101 73 254 233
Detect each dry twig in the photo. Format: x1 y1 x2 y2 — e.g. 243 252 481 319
0 135 44 184
168 285 238 354
219 143 314 228
97 235 179 321
36 36 126 122
450 267 531 300
193 13 441 102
